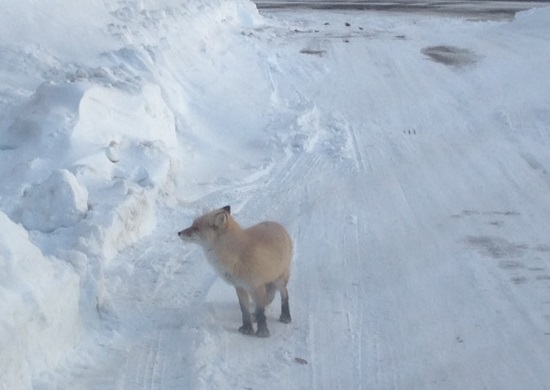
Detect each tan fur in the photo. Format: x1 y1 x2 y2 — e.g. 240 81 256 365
178 206 292 337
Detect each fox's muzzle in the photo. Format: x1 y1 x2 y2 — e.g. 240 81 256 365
178 226 196 240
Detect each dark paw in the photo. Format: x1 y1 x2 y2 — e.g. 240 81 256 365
279 313 292 324
255 326 270 338
239 324 255 336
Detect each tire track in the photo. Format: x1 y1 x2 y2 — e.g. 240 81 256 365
55 204 214 389
347 121 370 174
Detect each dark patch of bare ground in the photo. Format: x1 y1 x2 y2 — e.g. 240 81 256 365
465 236 528 259
421 45 479 68
300 49 327 57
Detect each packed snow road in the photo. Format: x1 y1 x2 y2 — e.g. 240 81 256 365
33 4 550 390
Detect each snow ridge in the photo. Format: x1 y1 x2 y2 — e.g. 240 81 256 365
0 1 264 388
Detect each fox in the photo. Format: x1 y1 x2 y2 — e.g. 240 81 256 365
178 206 292 337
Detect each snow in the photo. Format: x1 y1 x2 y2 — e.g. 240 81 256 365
20 169 89 233
1 0 550 389
0 211 79 390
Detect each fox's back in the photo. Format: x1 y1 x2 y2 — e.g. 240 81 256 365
246 221 292 260
237 221 292 285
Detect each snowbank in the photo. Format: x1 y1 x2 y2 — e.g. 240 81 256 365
73 84 176 148
510 5 550 37
0 212 79 390
20 169 89 233
0 0 265 387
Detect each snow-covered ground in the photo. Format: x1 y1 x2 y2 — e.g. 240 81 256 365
1 1 550 389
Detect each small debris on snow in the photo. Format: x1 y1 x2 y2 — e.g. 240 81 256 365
294 357 308 365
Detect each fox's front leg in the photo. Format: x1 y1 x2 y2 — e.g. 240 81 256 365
235 287 254 335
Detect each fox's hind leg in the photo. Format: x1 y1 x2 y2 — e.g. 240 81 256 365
276 276 291 324
235 287 254 336
251 285 270 338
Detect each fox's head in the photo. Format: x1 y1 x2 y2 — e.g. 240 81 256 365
178 205 231 247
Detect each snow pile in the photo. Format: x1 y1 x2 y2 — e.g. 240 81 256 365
73 84 176 147
20 169 89 233
0 0 265 388
0 212 79 390
511 5 550 37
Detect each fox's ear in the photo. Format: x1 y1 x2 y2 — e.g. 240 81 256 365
213 210 228 229
222 205 231 214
